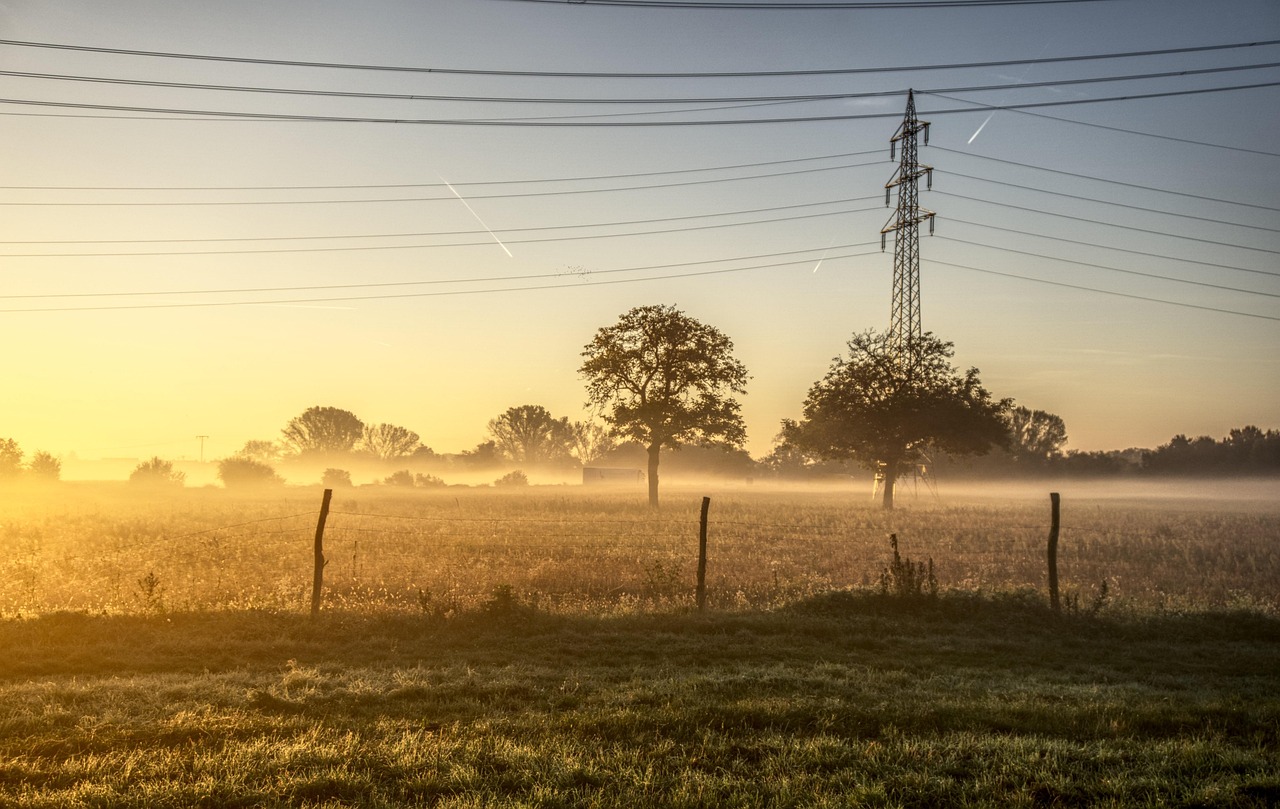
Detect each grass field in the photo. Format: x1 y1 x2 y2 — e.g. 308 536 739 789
2 480 1278 806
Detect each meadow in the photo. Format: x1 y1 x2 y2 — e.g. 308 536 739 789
1 480 1278 806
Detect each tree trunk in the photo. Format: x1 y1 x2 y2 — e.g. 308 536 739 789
880 464 897 510
646 441 661 508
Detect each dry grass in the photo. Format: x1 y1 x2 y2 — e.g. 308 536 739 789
3 479 1277 617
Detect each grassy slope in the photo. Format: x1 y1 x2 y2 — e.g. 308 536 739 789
2 595 1278 808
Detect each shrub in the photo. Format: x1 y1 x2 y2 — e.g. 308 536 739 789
494 470 529 488
129 457 185 488
217 457 284 489
414 473 447 488
322 468 354 488
384 470 415 487
27 451 61 482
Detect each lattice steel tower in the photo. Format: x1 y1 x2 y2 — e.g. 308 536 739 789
880 89 935 355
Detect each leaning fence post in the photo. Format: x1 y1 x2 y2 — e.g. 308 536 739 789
311 488 333 619
696 496 710 612
1047 492 1061 612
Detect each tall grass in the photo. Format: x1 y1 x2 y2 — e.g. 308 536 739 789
2 481 1277 617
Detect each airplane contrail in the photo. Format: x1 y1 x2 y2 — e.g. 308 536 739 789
440 176 513 258
967 113 994 144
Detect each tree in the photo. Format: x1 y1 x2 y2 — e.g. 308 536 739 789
217 457 284 488
280 406 364 456
322 468 354 488
487 405 573 465
580 304 748 507
237 440 282 464
0 439 22 479
360 423 422 461
130 457 186 488
784 330 1009 509
1008 406 1067 466
569 420 617 466
27 451 62 481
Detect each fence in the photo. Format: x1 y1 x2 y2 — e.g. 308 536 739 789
2 487 1276 616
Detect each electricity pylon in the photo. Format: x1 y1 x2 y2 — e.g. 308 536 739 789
880 88 935 357
875 89 939 502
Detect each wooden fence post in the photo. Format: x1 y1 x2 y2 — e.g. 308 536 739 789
696 496 710 612
311 488 332 619
1047 492 1061 612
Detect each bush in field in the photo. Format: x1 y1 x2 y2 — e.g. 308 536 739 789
322 468 353 488
129 457 185 488
494 470 529 488
415 473 446 488
384 469 416 487
217 457 283 489
27 450 61 482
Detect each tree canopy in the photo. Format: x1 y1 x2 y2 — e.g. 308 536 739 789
580 304 748 506
280 406 364 456
487 405 573 466
784 330 1009 509
360 423 423 461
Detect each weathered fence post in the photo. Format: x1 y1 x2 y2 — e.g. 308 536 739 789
311 488 332 619
696 496 710 612
1047 492 1061 612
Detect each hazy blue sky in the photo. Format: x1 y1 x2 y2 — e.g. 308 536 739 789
2 0 1277 467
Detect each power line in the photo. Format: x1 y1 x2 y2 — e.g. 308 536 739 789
936 190 1280 255
0 148 880 192
2 37 1270 79
8 62 1276 105
942 170 1280 234
947 216 1280 277
485 0 1134 9
926 91 1280 158
924 257 1280 322
0 241 880 299
0 201 885 257
0 159 883 207
931 147 1280 212
3 82 1278 126
935 236 1280 297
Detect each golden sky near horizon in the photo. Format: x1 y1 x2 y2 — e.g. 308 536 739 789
1 0 1277 466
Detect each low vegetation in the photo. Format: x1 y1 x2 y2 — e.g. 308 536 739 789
1 484 1276 805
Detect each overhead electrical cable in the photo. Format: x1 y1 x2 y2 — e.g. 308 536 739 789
0 241 881 299
0 248 890 313
1 37 1271 79
932 147 1280 212
0 201 885 257
499 0 1116 7
4 81 1278 125
923 257 1279 322
6 62 1276 104
934 236 1280 297
947 216 1280 277
942 170 1280 234
0 148 881 191
935 190 1280 254
926 91 1280 157
0 159 884 207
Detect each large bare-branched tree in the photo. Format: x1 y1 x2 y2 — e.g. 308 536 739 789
784 330 1008 509
487 405 573 465
569 420 616 466
280 406 364 457
360 423 422 461
580 304 748 507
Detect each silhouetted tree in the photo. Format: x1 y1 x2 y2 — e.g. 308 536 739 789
322 468 354 488
1143 426 1280 475
488 405 573 465
0 439 22 479
27 451 61 481
580 304 748 507
1008 406 1068 467
130 457 185 488
569 420 616 466
784 330 1009 509
281 406 364 456
360 423 422 461
218 457 284 488
237 440 282 464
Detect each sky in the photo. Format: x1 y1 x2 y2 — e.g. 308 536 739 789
1 0 1277 469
